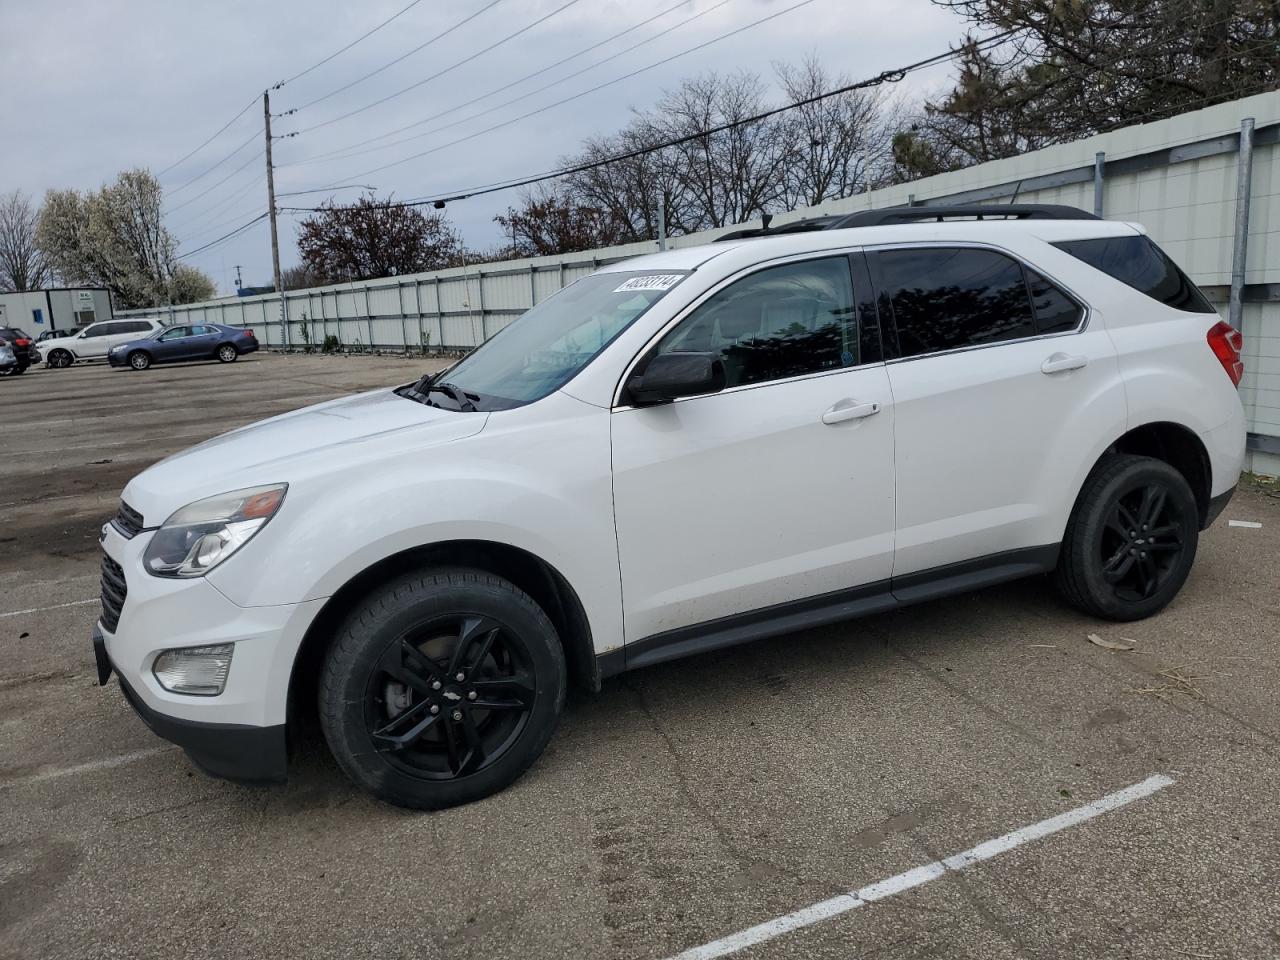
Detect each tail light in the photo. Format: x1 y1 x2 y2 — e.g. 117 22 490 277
244 329 256 338
15 338 30 347
1206 320 1244 387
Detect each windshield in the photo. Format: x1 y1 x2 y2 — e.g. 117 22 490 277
408 271 687 411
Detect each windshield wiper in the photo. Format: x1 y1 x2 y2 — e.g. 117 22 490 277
427 381 478 412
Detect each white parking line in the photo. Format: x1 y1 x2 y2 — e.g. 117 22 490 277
665 774 1175 960
0 598 98 619
2 747 172 787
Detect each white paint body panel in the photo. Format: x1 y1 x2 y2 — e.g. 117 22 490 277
103 219 1246 733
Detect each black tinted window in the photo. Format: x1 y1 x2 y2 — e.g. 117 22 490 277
655 257 865 388
125 321 153 333
1053 236 1214 314
877 248 1035 358
1026 269 1084 334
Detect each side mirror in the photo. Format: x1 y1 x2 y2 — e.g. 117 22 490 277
626 352 726 406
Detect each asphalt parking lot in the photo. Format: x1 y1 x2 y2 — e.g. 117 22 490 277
3 353 1280 960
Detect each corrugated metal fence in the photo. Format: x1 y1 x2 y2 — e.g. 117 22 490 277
127 91 1280 471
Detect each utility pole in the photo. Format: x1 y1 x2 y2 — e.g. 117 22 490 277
263 90 288 346
234 265 243 291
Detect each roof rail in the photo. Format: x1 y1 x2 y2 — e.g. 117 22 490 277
830 204 1099 228
711 204 1099 243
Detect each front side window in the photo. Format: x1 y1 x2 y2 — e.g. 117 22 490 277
652 256 864 389
83 324 111 338
1053 235 1214 314
427 271 688 409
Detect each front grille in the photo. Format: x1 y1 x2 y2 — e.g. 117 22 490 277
100 553 127 633
113 501 145 539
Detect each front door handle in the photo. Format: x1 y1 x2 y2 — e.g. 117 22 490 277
821 399 881 425
1041 352 1089 374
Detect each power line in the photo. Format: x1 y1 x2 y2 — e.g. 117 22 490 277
273 0 430 90
155 94 259 178
294 0 826 189
166 128 260 196
284 0 727 169
175 212 269 260
292 0 588 134
169 172 265 235
167 149 264 216
280 25 1022 214
288 0 507 112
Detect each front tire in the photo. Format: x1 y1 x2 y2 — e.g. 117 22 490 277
47 349 72 368
216 343 238 363
319 568 566 809
128 350 151 370
1056 455 1199 621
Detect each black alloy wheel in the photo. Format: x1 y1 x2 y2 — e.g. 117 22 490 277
1056 454 1199 621
320 568 565 809
367 615 536 779
48 349 72 368
1098 482 1187 602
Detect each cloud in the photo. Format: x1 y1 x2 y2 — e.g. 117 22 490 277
2 0 965 293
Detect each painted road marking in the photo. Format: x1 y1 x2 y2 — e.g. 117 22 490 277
665 774 1175 960
0 598 98 619
1 748 173 788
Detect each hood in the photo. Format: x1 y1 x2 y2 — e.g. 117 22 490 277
123 388 487 521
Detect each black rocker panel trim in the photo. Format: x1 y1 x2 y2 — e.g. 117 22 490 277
600 544 1061 678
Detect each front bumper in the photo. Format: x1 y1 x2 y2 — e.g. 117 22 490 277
96 522 325 782
107 351 129 367
96 626 288 782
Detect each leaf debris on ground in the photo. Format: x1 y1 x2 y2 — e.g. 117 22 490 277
1131 666 1208 702
1087 633 1135 651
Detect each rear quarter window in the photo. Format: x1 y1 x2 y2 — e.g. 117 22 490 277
1053 236 1214 314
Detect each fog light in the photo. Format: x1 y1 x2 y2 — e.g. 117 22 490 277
153 644 234 696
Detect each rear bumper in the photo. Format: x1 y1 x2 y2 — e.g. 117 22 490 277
1203 484 1236 529
97 625 288 783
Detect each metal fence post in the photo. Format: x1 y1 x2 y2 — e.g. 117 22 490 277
1229 118 1255 331
476 268 487 343
362 284 374 350
528 265 537 307
1093 152 1106 218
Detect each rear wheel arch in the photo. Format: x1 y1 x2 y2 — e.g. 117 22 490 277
1096 421 1212 527
288 540 597 728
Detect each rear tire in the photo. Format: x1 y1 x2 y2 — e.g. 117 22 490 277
1056 455 1199 621
128 351 151 370
319 567 566 810
217 344 238 363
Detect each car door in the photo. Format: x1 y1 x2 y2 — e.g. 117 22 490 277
869 244 1126 581
611 253 896 651
153 326 194 361
189 325 222 358
75 322 116 358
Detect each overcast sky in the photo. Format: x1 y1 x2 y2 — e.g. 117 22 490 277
2 0 969 295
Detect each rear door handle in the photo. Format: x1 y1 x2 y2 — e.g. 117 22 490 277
821 399 881 425
1041 352 1089 375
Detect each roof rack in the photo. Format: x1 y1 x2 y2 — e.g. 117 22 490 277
830 204 1099 228
713 204 1098 242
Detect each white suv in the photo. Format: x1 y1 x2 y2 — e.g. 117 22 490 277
40 317 165 367
92 205 1246 809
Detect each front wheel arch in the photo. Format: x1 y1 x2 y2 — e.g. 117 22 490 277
288 540 596 730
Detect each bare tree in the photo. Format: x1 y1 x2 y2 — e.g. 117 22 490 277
495 183 632 257
773 58 899 207
297 194 461 284
0 190 50 291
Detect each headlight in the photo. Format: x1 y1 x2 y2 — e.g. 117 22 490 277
153 643 234 695
143 483 287 578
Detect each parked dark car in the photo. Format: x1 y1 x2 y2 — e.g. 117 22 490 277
108 323 259 370
0 327 38 374
35 329 62 343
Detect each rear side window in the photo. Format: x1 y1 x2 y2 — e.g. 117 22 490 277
876 248 1035 358
1026 269 1084 334
1053 236 1214 314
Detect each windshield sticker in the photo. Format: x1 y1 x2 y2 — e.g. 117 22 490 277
613 274 683 293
